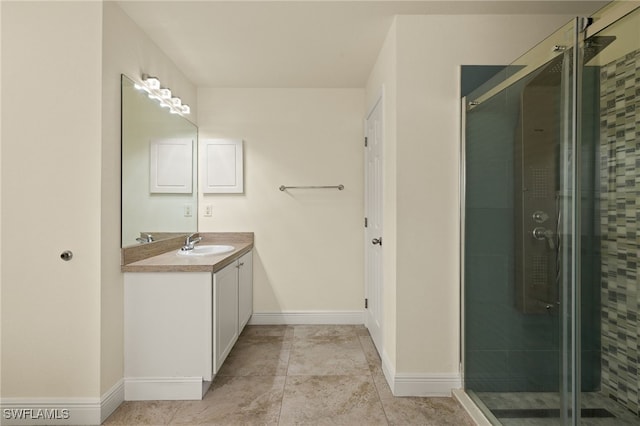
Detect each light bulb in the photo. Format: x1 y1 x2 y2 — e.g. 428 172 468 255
143 76 160 90
159 88 172 99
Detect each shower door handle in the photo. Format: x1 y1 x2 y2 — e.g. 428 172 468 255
532 227 555 250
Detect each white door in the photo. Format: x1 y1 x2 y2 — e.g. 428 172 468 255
365 95 384 354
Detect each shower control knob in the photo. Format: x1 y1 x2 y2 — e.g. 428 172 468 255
532 210 549 223
532 227 555 250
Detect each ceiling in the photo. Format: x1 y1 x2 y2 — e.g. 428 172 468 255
117 1 608 88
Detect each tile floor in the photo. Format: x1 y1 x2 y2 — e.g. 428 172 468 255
104 324 474 425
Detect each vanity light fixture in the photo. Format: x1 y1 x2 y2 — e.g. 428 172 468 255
135 74 191 115
143 75 160 89
159 88 172 99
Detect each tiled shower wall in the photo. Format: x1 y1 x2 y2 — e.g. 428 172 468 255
599 48 640 416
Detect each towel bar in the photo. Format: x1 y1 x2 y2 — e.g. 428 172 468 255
279 184 344 191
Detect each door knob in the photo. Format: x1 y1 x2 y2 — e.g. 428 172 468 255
371 238 382 246
60 250 73 261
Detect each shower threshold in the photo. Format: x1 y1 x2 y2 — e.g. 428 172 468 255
455 390 639 425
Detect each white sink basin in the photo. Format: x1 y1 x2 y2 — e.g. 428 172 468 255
177 244 235 256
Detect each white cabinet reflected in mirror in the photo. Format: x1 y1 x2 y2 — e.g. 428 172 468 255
121 74 198 247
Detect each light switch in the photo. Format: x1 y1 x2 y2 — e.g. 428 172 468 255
204 205 213 217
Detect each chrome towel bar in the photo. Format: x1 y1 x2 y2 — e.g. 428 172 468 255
279 184 344 191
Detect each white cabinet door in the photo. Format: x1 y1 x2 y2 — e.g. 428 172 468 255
238 251 253 332
201 138 244 193
213 262 239 373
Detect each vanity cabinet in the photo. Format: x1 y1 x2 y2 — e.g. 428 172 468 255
124 271 213 401
124 249 253 401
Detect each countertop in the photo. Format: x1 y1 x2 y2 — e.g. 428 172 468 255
121 232 254 273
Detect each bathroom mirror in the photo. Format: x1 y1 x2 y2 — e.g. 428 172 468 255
121 74 198 247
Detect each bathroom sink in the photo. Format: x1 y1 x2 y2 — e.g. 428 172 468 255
177 245 235 256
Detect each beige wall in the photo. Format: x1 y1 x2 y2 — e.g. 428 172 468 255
1 1 103 397
101 1 197 395
197 88 365 314
0 2 3 362
364 14 577 378
0 0 198 402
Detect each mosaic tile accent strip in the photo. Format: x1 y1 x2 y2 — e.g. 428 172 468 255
599 48 640 417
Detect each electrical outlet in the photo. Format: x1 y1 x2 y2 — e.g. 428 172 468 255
204 205 213 217
184 204 193 217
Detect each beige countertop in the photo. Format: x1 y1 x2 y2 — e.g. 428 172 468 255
121 232 254 273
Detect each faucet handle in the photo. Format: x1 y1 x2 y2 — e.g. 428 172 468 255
183 233 202 249
136 233 154 244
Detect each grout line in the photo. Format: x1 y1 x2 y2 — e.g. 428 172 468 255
276 325 296 425
357 328 391 425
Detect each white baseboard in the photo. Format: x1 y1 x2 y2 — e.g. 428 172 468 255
0 398 101 425
124 377 204 401
380 351 461 397
0 380 125 426
248 310 364 325
100 379 124 423
380 348 396 391
393 373 461 397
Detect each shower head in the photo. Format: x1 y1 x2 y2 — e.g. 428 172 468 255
526 35 616 87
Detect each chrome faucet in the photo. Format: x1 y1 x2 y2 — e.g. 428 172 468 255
181 233 202 251
136 233 154 244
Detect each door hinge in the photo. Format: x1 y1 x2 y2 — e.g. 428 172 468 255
364 217 368 228
365 298 368 309
364 137 368 147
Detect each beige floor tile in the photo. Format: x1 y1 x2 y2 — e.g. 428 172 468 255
287 334 370 376
358 334 385 376
169 376 285 425
241 325 295 341
218 341 290 376
104 326 482 426
355 325 372 337
374 376 474 426
292 325 361 339
279 375 388 425
102 401 179 425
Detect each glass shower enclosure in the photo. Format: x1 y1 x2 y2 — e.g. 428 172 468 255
462 3 640 425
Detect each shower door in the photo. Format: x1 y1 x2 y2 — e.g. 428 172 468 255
462 18 582 425
463 3 640 425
